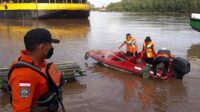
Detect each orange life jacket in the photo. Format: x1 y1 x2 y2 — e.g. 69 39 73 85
125 37 138 53
143 41 155 58
8 59 63 112
9 60 62 88
41 63 61 87
157 49 171 58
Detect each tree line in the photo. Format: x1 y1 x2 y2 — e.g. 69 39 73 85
107 0 200 13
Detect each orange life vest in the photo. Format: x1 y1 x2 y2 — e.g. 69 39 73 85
9 60 62 88
125 37 138 53
157 53 170 58
8 59 63 112
41 63 61 87
143 41 155 58
157 49 171 58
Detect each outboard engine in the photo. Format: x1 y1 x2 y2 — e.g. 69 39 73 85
172 57 190 79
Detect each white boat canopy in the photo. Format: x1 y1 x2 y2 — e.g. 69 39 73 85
191 13 200 19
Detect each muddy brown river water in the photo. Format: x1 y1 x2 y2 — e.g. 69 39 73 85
0 12 200 112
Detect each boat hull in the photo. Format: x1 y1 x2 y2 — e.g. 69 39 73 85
86 50 176 80
0 10 90 19
190 19 200 32
0 3 90 19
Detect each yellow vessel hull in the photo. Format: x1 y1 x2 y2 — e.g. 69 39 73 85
0 3 90 10
0 3 90 19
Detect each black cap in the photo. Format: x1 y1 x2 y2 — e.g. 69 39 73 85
145 36 151 42
126 33 131 36
24 28 60 46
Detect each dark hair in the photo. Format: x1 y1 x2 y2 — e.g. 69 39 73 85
126 33 131 37
25 43 40 52
145 36 151 42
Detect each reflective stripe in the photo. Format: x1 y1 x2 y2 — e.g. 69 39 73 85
150 71 161 76
31 106 48 112
150 71 154 74
8 60 62 112
147 44 151 48
126 38 136 46
135 66 142 71
36 92 57 104
17 61 41 72
125 38 137 53
157 53 170 58
144 41 153 49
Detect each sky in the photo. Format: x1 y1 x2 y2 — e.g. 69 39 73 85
88 0 121 7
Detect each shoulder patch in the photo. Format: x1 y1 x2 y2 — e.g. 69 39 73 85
19 88 30 98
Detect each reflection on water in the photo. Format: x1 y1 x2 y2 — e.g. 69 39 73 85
0 90 11 112
84 64 189 112
0 19 90 67
63 81 87 95
0 19 90 39
0 12 200 112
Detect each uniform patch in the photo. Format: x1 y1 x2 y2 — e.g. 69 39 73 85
19 83 31 87
20 88 30 98
19 80 31 87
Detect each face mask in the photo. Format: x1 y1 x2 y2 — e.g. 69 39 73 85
45 47 54 59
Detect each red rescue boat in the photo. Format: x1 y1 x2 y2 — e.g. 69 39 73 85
85 50 190 80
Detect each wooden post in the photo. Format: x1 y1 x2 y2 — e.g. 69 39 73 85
0 62 86 89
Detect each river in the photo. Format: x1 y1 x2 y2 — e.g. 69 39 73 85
0 11 200 112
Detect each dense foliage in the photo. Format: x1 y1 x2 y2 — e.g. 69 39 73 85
107 0 200 13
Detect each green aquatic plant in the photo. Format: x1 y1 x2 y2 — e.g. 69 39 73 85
142 64 152 79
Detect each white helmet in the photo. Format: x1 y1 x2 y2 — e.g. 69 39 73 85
161 47 167 50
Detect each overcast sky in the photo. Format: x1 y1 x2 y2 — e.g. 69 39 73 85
88 0 121 7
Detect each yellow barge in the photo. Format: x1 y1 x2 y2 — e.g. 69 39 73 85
0 0 90 19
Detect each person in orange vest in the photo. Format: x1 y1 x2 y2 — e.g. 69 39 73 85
8 28 65 112
142 36 156 64
119 33 138 57
153 48 175 79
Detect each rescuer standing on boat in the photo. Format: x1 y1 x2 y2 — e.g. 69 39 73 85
142 36 156 64
8 28 65 112
119 33 138 57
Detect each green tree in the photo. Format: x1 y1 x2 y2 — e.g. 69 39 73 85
107 0 200 13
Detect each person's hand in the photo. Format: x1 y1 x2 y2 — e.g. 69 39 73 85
171 54 175 58
169 58 174 62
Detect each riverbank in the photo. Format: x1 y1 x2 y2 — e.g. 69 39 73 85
1 12 200 112
188 43 200 59
107 0 200 13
